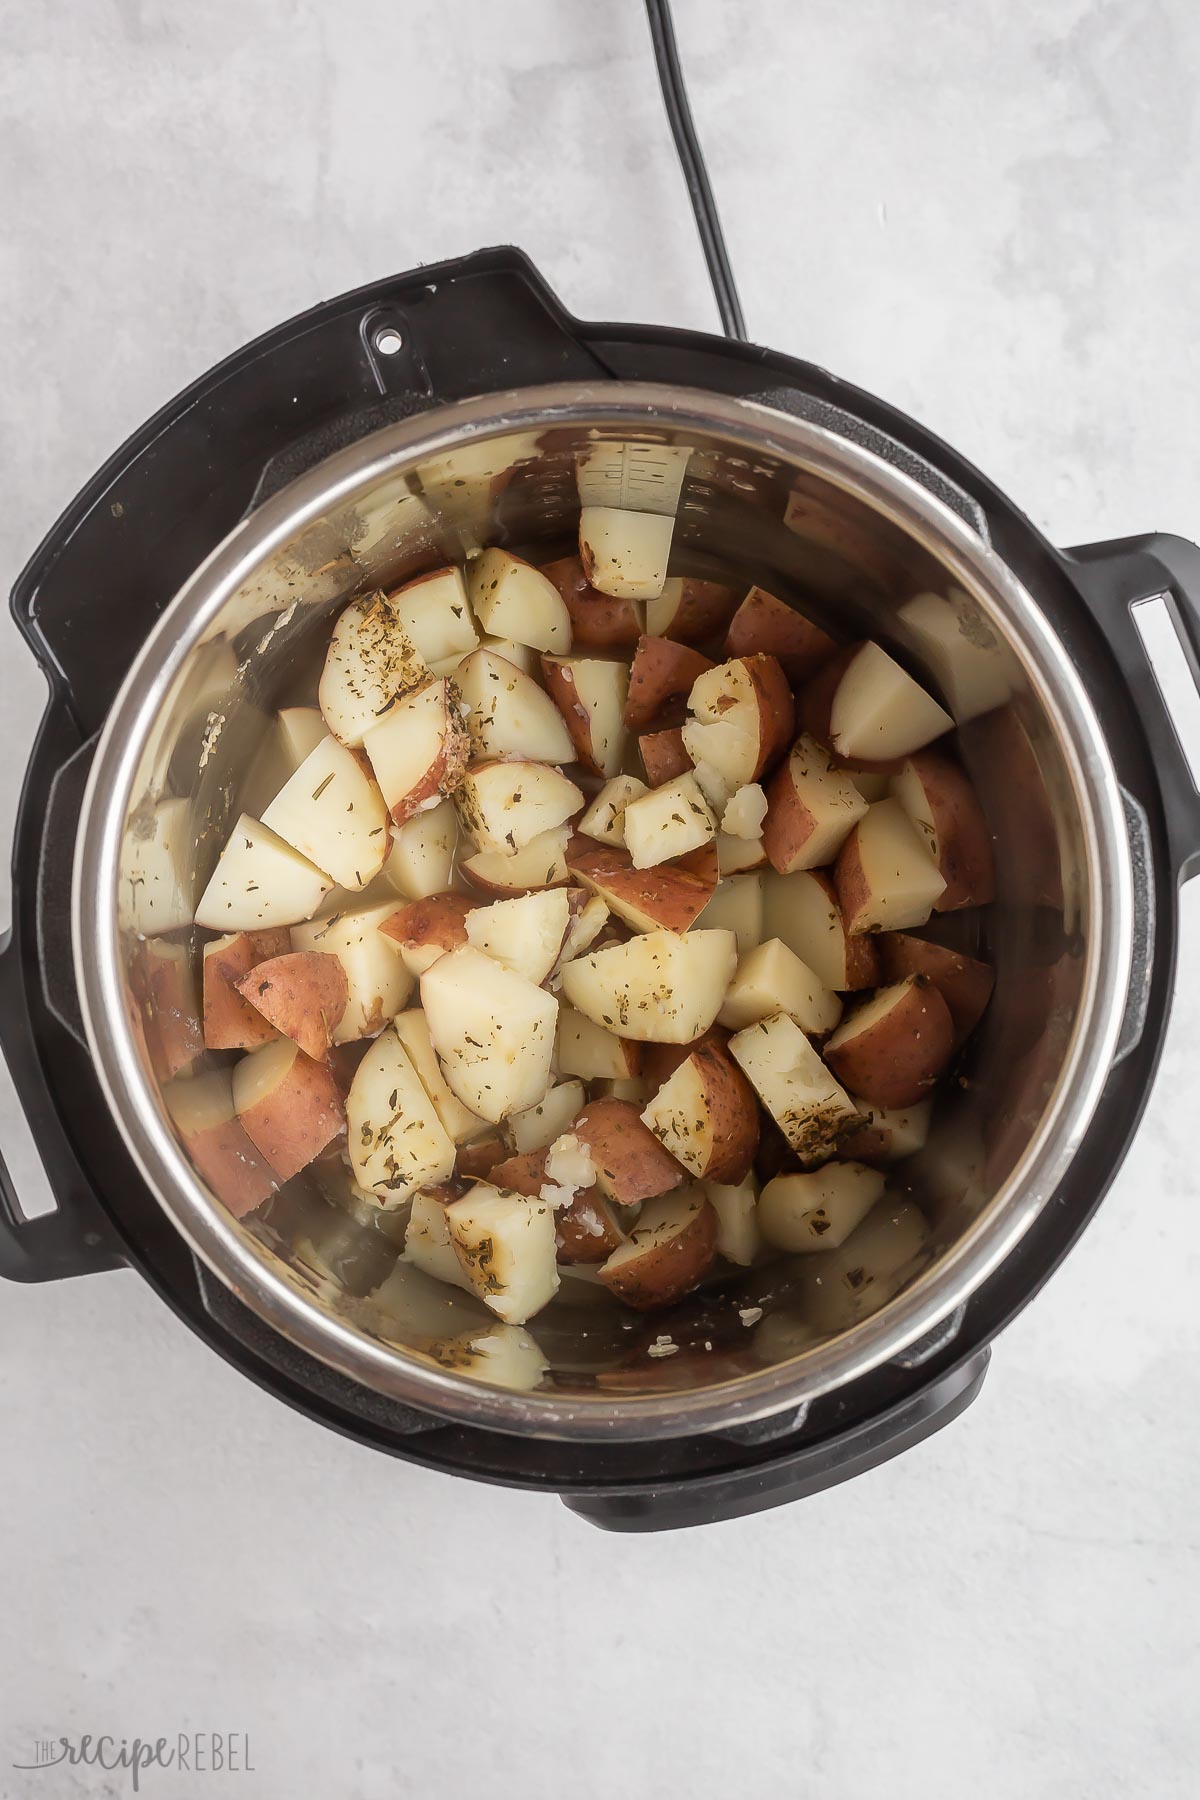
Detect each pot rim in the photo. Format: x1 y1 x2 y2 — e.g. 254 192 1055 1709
72 381 1134 1441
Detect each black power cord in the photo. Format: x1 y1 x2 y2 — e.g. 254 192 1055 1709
643 0 748 342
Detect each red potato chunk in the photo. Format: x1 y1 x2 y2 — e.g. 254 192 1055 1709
232 1038 345 1182
644 578 739 644
540 554 644 647
723 585 837 682
878 933 995 1046
639 727 694 787
890 750 996 911
597 1188 719 1310
566 836 718 935
641 1040 759 1184
164 1069 276 1219
761 735 869 874
623 636 715 732
570 1096 686 1205
202 927 294 1051
234 950 349 1062
823 976 955 1109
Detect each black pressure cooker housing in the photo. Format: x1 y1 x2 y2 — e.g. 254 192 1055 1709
5 247 1199 1529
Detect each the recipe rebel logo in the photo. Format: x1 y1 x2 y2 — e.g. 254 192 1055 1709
12 1732 255 1790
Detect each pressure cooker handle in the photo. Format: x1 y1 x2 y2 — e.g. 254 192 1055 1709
561 1349 989 1531
1066 532 1200 882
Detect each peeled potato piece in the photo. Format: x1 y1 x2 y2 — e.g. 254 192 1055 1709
195 815 333 931
717 937 842 1037
455 648 576 765
823 976 955 1109
577 775 648 847
834 798 947 936
454 761 583 859
388 566 478 665
507 1079 588 1153
597 1187 718 1309
579 506 675 601
561 928 738 1044
897 590 1012 723
319 592 430 747
762 735 868 874
232 1038 345 1182
292 901 414 1042
727 1012 860 1166
695 873 762 954
445 1181 560 1324
757 1163 886 1251
420 945 558 1123
346 1025 456 1203
467 548 571 652
620 773 716 870
641 1041 758 1183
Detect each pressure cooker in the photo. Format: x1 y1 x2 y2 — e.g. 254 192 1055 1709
4 245 1199 1529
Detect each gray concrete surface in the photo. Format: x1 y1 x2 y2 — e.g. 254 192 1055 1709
1 3 1198 1795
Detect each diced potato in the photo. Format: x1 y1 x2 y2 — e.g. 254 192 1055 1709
579 506 675 601
467 549 571 652
319 592 429 747
898 590 1012 723
420 945 558 1122
727 1012 860 1165
405 1190 473 1291
555 1006 642 1080
454 761 583 858
120 797 196 935
393 1007 487 1144
694 873 763 955
507 1079 587 1153
291 902 413 1042
757 1163 885 1251
362 677 471 827
389 567 479 665
597 1187 717 1308
346 1026 456 1203
465 888 575 985
383 800 458 900
541 656 630 778
718 938 842 1037
550 895 610 976
561 928 737 1044
578 775 649 846
455 648 576 764
834 799 947 935
704 1177 762 1266
445 1182 560 1324
195 815 333 931
761 735 868 873
261 735 390 891
621 773 716 870
460 826 571 896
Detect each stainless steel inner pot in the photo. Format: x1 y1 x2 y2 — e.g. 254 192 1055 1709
72 383 1134 1440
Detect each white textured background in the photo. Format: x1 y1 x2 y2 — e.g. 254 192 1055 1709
2 3 1198 1796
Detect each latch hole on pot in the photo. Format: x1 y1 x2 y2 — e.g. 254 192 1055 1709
1131 593 1200 788
373 326 403 357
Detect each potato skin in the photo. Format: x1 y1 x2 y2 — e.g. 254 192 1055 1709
824 978 955 1108
571 1097 685 1204
541 554 643 647
724 586 837 682
456 1133 509 1182
878 933 994 1045
379 891 474 952
597 1199 718 1309
639 727 693 787
740 654 795 779
202 927 291 1051
900 751 995 911
690 1042 760 1183
654 579 738 645
565 836 717 934
234 951 348 1061
236 1050 345 1182
624 637 714 731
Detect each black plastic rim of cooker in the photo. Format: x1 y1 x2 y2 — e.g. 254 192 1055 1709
4 246 1200 1532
